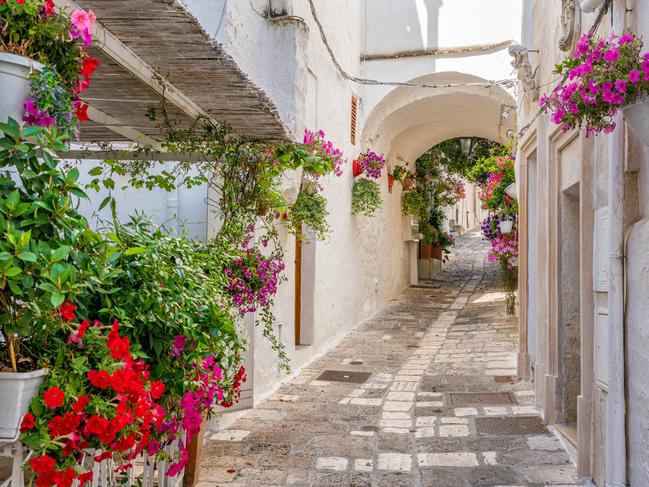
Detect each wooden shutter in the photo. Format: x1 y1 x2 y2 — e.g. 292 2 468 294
350 95 358 145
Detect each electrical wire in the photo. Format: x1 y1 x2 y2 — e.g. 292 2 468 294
306 0 516 90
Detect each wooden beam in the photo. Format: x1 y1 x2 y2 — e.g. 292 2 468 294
61 149 205 162
86 106 164 151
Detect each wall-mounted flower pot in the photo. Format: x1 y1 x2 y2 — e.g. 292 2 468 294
402 178 414 190
499 219 514 234
279 166 304 205
431 244 443 260
0 53 42 125
353 159 363 177
623 100 649 146
387 174 394 190
0 368 48 441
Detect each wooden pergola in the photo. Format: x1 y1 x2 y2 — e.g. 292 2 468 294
55 0 288 150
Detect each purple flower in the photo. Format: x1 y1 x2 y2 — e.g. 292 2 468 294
171 335 187 358
614 79 627 93
629 69 642 83
604 48 621 63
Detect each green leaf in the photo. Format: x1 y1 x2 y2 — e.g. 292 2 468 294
50 292 65 307
52 246 70 262
98 196 113 211
88 166 103 176
124 247 147 256
21 126 43 138
67 167 80 182
5 267 21 277
17 251 37 262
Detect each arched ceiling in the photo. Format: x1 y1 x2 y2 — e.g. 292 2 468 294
362 72 516 164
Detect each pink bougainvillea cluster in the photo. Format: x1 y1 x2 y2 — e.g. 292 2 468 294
224 229 285 316
540 32 649 136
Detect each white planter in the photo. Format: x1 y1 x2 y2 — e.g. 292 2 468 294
279 167 304 206
0 53 42 125
0 368 48 441
499 219 514 234
623 100 649 147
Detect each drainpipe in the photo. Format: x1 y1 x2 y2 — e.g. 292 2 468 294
606 4 627 486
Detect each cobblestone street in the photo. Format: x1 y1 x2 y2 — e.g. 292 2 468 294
199 231 579 487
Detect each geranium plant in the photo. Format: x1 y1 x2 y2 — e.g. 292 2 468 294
540 32 649 135
20 315 166 486
351 178 382 217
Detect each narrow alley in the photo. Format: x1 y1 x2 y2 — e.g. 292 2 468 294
198 232 578 487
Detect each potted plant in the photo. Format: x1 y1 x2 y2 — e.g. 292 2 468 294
401 189 427 217
356 149 386 180
0 121 112 441
286 185 331 241
0 0 99 133
351 178 382 217
541 31 649 143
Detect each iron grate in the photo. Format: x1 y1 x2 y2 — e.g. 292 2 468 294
449 392 518 406
476 416 550 436
316 370 372 384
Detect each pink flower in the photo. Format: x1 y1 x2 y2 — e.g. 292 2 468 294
603 122 617 134
614 79 627 93
604 48 621 63
629 69 642 83
618 33 634 45
171 335 186 358
71 9 95 32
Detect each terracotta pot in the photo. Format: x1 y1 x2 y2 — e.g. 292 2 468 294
419 242 433 259
353 159 363 177
431 244 443 260
257 207 267 217
387 174 394 189
402 177 414 190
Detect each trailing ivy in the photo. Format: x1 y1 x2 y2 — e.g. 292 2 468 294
351 178 382 217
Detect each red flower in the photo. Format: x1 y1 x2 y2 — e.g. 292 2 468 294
93 452 112 463
52 467 76 487
108 335 130 360
59 301 76 322
80 56 101 78
30 455 56 474
87 370 111 389
75 103 89 121
78 320 90 340
150 380 165 399
114 434 135 451
76 471 93 484
20 413 35 432
71 395 90 414
42 0 55 14
85 415 108 436
43 387 65 409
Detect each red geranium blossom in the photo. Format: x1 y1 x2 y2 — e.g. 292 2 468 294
75 102 89 121
80 56 101 78
30 455 56 474
71 395 90 414
59 301 76 322
150 380 165 399
43 387 65 409
20 413 35 432
87 370 111 389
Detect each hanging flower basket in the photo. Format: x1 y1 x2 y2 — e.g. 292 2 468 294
623 99 649 146
278 166 304 205
499 219 514 234
0 52 42 125
0 368 48 441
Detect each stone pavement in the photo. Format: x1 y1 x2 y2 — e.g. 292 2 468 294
198 230 579 486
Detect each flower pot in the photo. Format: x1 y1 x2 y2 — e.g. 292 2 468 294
0 368 48 441
623 100 649 146
279 167 304 206
0 53 42 125
499 220 514 234
402 178 414 190
419 242 433 259
431 244 443 260
353 159 363 177
387 174 394 190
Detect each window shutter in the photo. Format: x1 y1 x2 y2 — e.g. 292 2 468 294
350 95 358 145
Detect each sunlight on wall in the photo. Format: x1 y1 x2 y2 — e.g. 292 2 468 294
414 0 429 49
